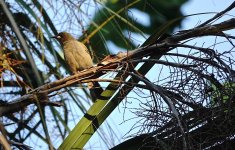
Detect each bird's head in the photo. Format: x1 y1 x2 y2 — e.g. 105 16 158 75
51 32 75 45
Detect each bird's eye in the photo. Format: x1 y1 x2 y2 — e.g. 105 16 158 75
57 35 61 39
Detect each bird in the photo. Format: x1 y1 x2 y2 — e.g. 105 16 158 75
52 32 93 74
52 32 102 102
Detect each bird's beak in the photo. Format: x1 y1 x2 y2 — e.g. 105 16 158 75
51 35 57 39
51 35 61 40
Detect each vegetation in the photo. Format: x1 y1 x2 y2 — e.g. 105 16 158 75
1 0 235 150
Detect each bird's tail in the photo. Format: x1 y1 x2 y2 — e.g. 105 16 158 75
88 82 103 102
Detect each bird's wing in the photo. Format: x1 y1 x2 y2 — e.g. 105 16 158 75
68 40 93 70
